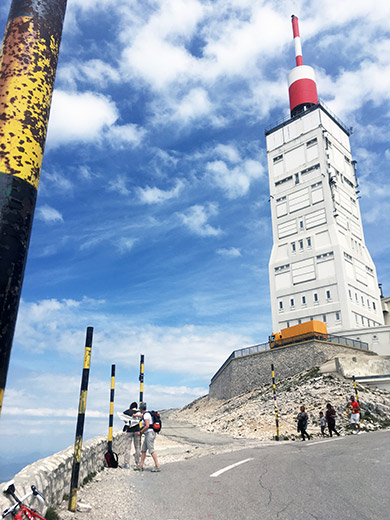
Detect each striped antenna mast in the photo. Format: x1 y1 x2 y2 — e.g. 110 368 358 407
288 15 318 117
291 15 303 66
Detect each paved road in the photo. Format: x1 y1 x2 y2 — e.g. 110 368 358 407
130 429 390 520
161 413 262 448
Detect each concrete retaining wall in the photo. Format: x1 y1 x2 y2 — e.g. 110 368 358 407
209 340 377 400
0 431 128 513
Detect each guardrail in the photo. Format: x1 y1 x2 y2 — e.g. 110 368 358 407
210 334 369 383
264 99 352 136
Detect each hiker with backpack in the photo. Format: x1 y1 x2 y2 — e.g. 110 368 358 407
122 401 142 469
136 402 161 472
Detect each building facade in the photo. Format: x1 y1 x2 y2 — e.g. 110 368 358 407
266 17 384 335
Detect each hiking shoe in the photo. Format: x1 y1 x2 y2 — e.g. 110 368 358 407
123 464 130 469
151 467 161 472
134 467 143 471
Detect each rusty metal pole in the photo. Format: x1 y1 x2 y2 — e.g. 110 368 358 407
0 0 67 417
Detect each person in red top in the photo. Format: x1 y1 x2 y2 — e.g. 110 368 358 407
350 395 361 434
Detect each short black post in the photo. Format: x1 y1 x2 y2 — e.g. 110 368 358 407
271 364 280 441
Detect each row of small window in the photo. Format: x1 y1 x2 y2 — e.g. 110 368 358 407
285 312 340 328
275 164 320 187
325 137 352 167
273 139 319 165
349 290 377 311
291 237 312 252
279 290 332 310
354 314 380 327
344 252 374 275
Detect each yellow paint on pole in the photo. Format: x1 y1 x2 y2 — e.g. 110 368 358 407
0 17 60 189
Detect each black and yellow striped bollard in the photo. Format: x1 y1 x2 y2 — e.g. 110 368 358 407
69 327 93 512
271 364 280 441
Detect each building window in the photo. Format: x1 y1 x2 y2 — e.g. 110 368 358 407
299 220 304 229
273 154 283 163
326 290 331 300
361 296 364 306
291 242 296 252
299 239 304 250
307 237 312 248
323 314 327 322
307 138 317 147
295 173 299 184
314 293 319 303
349 289 352 300
367 299 370 308
290 298 295 308
373 302 376 311
361 316 365 325
279 301 283 310
302 295 306 305
275 175 292 186
287 321 290 327
355 293 358 302
298 318 302 324
310 316 314 321
336 312 341 321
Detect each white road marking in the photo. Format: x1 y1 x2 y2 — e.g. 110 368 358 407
306 438 342 446
210 458 254 478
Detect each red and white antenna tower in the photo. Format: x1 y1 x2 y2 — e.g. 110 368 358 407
288 15 318 117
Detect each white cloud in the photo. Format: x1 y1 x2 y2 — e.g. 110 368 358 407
58 59 121 89
106 123 146 147
107 176 130 196
217 247 241 258
13 297 251 380
177 203 222 237
137 180 184 204
120 0 204 90
117 237 137 253
47 90 118 146
214 144 241 163
36 205 64 223
174 88 212 122
206 158 264 199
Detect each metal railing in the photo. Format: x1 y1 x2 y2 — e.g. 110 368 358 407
264 99 352 136
210 333 369 383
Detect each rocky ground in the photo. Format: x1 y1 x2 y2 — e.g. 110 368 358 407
173 367 390 440
56 367 390 518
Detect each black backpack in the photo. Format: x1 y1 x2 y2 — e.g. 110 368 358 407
150 410 162 433
104 449 118 468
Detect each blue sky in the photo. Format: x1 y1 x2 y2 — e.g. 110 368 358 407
1 0 390 468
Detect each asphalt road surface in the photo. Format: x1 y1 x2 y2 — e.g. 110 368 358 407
130 429 390 520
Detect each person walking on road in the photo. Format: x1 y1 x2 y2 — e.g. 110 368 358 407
325 403 340 437
123 401 142 469
297 405 310 441
136 402 161 472
349 395 361 434
319 411 327 437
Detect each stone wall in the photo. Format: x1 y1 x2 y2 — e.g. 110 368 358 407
209 340 377 400
0 431 128 514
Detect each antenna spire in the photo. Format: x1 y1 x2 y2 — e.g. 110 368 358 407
288 15 319 117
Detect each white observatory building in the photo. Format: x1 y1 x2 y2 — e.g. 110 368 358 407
266 15 384 335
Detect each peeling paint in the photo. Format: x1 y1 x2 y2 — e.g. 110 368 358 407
0 16 60 189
